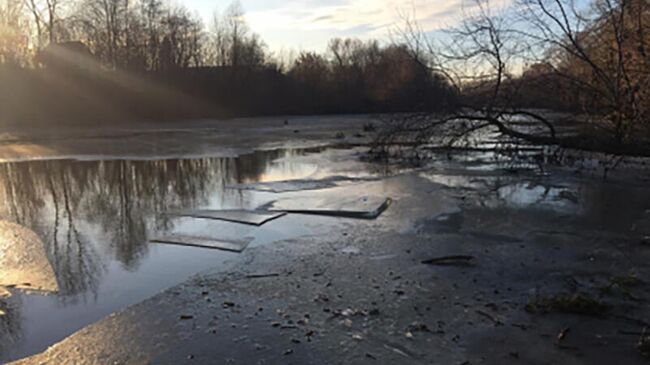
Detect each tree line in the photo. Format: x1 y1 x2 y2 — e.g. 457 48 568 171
1 0 250 69
0 0 456 126
2 0 647 155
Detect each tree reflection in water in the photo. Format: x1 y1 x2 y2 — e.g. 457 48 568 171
0 148 316 302
0 292 20 358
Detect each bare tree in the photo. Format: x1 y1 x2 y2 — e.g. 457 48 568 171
208 0 265 67
0 0 30 64
25 0 66 47
518 0 650 143
382 0 650 158
139 0 163 70
74 0 128 67
209 8 227 66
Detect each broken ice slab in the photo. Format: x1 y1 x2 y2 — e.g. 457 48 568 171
268 196 392 219
173 210 286 226
150 235 251 253
230 179 339 193
0 287 11 298
0 220 59 293
230 176 378 193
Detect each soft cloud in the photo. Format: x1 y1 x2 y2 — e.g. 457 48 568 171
246 0 494 33
192 0 513 51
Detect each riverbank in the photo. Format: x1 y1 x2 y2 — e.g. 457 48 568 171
11 150 650 364
1 115 649 364
0 115 376 162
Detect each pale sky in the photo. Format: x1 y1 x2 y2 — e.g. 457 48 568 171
184 0 497 53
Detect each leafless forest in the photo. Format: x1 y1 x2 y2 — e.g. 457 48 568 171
0 0 649 155
0 0 454 124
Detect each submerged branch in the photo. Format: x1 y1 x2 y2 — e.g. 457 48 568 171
373 109 650 159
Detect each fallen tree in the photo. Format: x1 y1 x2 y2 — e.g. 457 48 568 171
374 0 650 159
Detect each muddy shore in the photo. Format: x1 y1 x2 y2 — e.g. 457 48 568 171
2 116 650 364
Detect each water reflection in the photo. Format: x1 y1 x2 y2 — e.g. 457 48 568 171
0 147 326 362
422 167 650 237
0 148 318 297
0 294 20 358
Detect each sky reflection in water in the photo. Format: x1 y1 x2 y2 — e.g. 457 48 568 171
0 148 325 362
